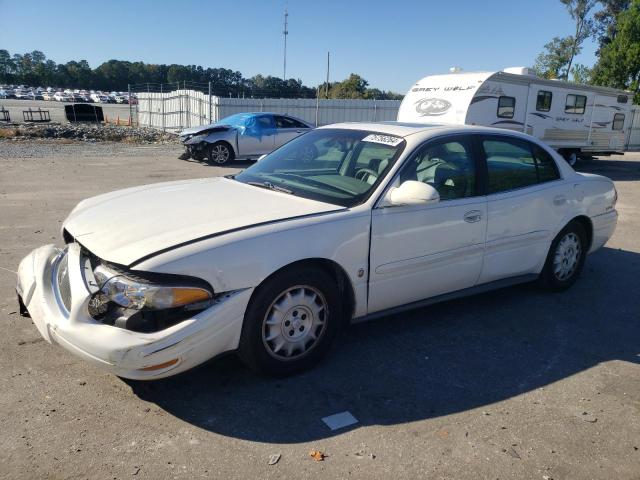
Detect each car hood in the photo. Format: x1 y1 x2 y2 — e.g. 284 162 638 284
180 124 233 137
63 177 341 266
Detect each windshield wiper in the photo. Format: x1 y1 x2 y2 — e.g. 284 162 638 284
246 181 294 195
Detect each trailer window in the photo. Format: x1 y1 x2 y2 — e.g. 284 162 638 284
565 94 586 114
617 95 628 104
497 96 515 118
536 91 553 112
612 113 625 131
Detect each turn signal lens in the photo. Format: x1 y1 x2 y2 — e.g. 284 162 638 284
139 358 180 371
158 287 212 309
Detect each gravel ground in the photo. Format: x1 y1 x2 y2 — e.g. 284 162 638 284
0 141 638 480
0 122 179 145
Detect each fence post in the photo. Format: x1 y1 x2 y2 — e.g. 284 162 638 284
373 100 377 122
147 83 151 128
208 82 212 124
315 90 320 127
161 84 165 131
128 84 132 126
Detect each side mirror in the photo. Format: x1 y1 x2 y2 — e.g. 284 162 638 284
384 181 440 207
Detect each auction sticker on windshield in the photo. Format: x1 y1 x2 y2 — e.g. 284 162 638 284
362 134 403 146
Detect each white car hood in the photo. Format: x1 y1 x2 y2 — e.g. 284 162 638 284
63 177 341 266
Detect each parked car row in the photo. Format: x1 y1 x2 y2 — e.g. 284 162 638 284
0 85 137 104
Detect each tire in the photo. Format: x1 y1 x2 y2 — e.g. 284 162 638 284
238 266 342 376
538 220 588 290
206 141 234 165
562 150 579 167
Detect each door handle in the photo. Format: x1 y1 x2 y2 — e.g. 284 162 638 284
553 195 567 206
463 210 482 223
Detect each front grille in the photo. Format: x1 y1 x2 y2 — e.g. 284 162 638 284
55 252 72 313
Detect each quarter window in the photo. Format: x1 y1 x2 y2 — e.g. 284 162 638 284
532 145 560 183
612 113 625 131
399 139 476 200
536 91 553 112
565 94 587 114
482 137 560 193
497 96 515 118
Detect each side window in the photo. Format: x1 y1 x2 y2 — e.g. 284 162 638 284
287 117 309 129
532 144 560 183
565 94 587 114
482 138 538 193
274 116 308 129
536 91 553 112
255 115 275 129
612 113 625 131
399 138 476 200
497 96 515 118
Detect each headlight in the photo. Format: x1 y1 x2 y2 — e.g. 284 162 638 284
93 264 212 310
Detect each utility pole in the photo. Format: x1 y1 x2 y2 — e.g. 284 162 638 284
325 51 330 99
283 8 289 81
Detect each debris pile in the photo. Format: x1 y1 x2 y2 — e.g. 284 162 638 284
0 122 178 144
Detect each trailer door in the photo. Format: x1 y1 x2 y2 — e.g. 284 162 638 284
626 108 640 152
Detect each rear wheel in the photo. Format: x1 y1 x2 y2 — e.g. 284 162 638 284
239 266 341 376
206 142 234 165
538 221 587 290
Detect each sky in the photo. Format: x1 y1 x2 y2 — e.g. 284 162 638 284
0 0 599 93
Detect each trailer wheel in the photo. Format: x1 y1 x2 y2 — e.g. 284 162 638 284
561 150 579 167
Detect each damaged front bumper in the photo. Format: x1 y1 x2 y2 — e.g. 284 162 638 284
16 243 252 380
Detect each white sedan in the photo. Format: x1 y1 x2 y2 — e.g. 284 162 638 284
16 123 618 379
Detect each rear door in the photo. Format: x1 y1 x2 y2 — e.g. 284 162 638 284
476 135 567 283
274 115 311 148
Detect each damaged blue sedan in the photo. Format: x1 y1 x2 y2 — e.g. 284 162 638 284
179 112 313 165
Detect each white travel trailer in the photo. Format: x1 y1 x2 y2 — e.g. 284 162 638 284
398 67 640 165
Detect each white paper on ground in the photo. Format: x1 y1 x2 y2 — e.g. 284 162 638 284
321 411 359 431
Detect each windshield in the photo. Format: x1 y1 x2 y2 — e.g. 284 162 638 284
235 128 406 207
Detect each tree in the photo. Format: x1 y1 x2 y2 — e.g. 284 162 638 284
593 0 631 49
571 63 593 83
561 0 598 79
534 1 597 80
534 36 576 78
329 74 369 99
591 0 640 102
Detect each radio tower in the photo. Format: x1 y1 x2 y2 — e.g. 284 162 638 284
283 8 289 81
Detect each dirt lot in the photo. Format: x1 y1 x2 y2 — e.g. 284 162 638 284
0 141 638 480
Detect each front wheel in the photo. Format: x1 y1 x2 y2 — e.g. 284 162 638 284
538 221 587 290
238 266 342 376
206 142 235 165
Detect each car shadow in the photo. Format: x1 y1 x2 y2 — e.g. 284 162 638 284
576 157 640 181
126 246 639 444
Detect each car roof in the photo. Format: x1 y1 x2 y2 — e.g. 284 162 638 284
317 121 543 141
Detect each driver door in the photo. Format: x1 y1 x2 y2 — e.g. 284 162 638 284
238 114 276 156
367 136 487 313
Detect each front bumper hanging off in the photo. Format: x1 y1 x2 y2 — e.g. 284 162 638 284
16 243 252 380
